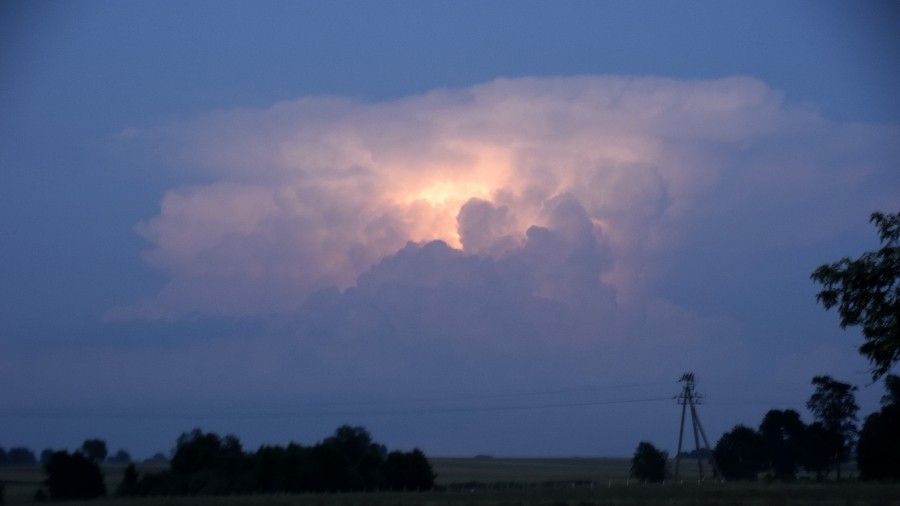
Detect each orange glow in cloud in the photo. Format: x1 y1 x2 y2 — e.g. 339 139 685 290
388 144 515 247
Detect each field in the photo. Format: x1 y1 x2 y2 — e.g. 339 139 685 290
2 458 899 505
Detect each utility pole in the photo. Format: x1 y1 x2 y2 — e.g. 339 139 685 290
674 373 718 480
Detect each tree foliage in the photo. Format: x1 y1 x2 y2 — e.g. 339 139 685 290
811 211 900 379
759 409 806 480
316 425 386 491
857 374 900 480
80 438 108 463
108 449 132 463
116 463 140 497
881 373 900 406
714 425 767 481
800 422 837 479
130 425 435 496
0 447 36 466
43 451 106 500
384 449 437 490
168 429 244 495
806 375 858 480
630 441 667 483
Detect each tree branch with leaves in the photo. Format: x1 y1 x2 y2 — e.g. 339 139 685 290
811 211 900 379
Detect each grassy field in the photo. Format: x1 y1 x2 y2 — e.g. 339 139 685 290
2 458 898 505
431 457 633 485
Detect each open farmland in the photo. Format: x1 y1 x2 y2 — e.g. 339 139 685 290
3 458 899 506
432 457 632 485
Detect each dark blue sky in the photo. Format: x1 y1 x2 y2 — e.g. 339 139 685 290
1 1 898 458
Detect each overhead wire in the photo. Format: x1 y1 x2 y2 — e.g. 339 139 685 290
0 379 812 420
0 381 678 420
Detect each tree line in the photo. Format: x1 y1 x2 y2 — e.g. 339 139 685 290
632 373 899 483
632 212 900 483
28 425 434 501
0 440 133 469
716 374 899 481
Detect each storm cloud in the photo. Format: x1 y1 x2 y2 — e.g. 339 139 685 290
115 77 897 337
92 76 900 442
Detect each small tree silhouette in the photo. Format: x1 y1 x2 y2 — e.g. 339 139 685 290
714 425 767 481
806 375 858 480
630 441 667 483
80 439 108 463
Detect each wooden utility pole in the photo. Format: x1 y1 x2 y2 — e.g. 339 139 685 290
674 373 718 480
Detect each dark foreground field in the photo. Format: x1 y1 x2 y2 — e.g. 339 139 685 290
3 458 899 505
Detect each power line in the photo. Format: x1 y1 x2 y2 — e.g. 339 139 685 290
0 395 675 420
284 380 677 408
1 378 811 421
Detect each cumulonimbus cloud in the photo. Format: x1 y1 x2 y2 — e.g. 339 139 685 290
109 75 899 321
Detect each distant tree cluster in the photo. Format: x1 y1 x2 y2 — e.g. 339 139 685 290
0 447 36 466
711 374 900 482
119 425 435 497
703 211 900 482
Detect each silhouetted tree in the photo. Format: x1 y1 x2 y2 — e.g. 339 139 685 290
116 463 140 497
145 452 168 463
857 374 900 480
247 443 312 493
80 439 108 463
169 429 244 495
806 375 858 480
714 425 767 480
44 451 106 500
882 373 900 406
811 211 900 380
315 425 386 491
6 447 36 466
630 441 667 483
759 409 806 480
108 449 132 463
133 469 174 497
247 445 288 493
800 422 835 479
383 449 436 490
39 449 54 465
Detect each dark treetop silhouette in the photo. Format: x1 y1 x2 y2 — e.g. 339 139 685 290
812 211 900 380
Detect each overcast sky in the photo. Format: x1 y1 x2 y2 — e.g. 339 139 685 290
2 1 899 459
